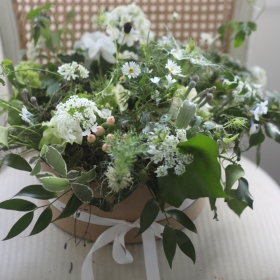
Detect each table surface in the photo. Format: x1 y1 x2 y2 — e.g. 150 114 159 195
0 157 280 280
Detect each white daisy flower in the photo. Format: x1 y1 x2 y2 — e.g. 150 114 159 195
122 61 141 78
165 59 181 75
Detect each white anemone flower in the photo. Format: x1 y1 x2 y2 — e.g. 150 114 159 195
74 31 116 64
122 61 141 78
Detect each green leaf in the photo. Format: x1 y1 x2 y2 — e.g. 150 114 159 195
227 190 248 216
175 230 196 263
163 224 177 268
45 146 67 177
224 164 245 195
2 153 32 172
137 198 160 236
30 206 52 236
166 209 197 234
30 159 42 176
249 127 265 148
71 183 93 203
158 135 228 207
234 30 246 48
75 169 96 184
53 194 83 221
3 212 34 240
264 123 280 144
66 9 76 21
247 21 257 31
0 126 9 147
39 177 69 192
26 4 53 20
66 170 80 180
14 185 57 200
0 199 36 211
0 77 5 86
236 177 254 209
36 171 55 179
176 100 196 129
256 144 261 166
33 25 41 46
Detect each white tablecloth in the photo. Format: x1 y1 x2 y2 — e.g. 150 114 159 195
0 157 280 280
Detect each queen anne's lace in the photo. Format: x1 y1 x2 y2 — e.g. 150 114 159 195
147 128 193 177
47 96 112 143
57 62 89 80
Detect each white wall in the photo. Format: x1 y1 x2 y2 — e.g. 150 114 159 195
244 0 280 185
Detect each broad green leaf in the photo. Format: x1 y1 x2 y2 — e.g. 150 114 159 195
29 156 41 165
3 212 34 240
163 224 177 268
166 209 197 234
227 190 248 216
26 4 53 20
249 127 265 148
137 198 160 236
247 21 257 31
30 159 42 176
36 171 55 179
0 126 9 147
45 146 67 177
14 185 57 200
0 199 36 211
30 206 52 236
158 135 228 207
33 25 41 46
53 194 83 221
2 153 32 172
40 144 48 157
67 170 80 180
234 30 246 48
224 164 245 195
71 183 93 203
236 177 254 209
75 169 96 184
264 123 280 143
39 177 69 192
176 100 196 129
175 230 196 263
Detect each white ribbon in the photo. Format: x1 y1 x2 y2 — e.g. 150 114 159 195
51 199 194 280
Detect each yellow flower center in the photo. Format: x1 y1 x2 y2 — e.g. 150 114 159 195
128 68 135 73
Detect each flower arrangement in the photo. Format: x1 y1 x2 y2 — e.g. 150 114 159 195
0 2 280 273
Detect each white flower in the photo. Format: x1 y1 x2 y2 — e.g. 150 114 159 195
165 59 181 75
174 164 185 176
113 84 129 112
256 100 268 115
105 166 133 192
200 32 215 45
250 100 268 121
57 62 89 80
155 166 168 177
19 106 34 125
250 107 260 121
74 31 116 64
45 96 112 143
118 50 139 61
122 61 141 78
150 77 160 86
166 74 176 88
250 122 259 135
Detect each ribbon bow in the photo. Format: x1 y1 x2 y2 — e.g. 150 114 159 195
81 219 164 280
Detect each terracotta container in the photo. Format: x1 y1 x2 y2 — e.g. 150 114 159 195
50 183 206 243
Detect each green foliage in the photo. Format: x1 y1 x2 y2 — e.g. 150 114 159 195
71 183 93 203
2 154 32 172
176 100 196 129
38 177 69 192
30 207 52 236
13 185 57 200
158 135 228 207
175 229 196 263
0 199 36 211
137 198 160 236
3 212 34 240
163 224 177 268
